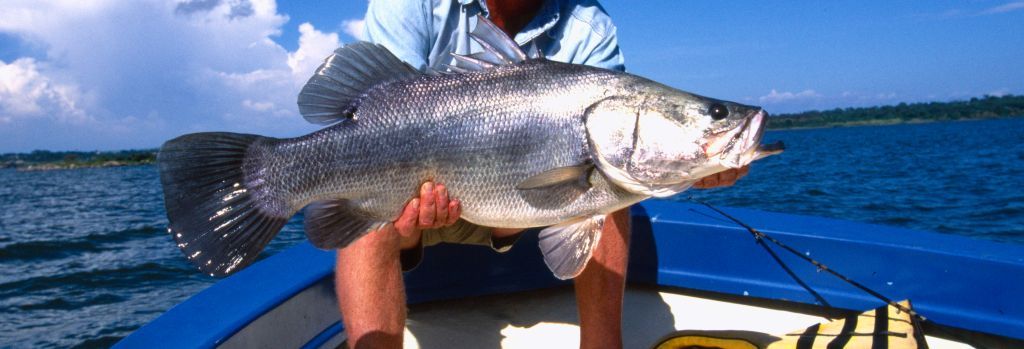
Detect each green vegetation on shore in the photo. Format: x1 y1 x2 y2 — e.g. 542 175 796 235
768 94 1024 129
1 149 157 171
3 95 1022 171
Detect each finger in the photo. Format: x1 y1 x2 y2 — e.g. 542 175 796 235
692 178 708 189
394 198 419 236
446 200 461 226
418 182 436 227
434 184 449 228
738 165 750 179
720 169 737 183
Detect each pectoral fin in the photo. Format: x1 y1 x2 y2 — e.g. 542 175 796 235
517 164 594 190
303 199 387 249
538 215 605 280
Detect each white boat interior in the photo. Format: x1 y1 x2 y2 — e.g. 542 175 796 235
118 203 1024 349
305 285 969 348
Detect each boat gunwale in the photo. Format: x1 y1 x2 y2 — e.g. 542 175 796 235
114 201 1024 348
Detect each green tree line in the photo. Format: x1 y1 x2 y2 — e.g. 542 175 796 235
768 94 1024 129
1 149 157 168
3 94 1023 167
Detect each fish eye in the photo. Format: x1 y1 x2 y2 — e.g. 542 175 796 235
708 103 729 121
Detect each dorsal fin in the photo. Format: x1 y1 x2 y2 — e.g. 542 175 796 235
526 42 543 59
450 15 529 72
298 42 421 125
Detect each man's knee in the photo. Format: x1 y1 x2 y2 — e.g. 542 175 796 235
335 225 407 274
344 225 404 253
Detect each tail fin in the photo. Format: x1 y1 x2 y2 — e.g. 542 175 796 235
158 132 289 277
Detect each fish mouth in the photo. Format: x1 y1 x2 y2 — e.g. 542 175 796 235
719 109 767 168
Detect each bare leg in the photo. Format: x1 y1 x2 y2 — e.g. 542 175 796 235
335 225 407 349
574 208 630 349
334 182 458 349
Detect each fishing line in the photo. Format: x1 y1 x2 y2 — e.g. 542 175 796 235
737 222 832 308
689 198 989 349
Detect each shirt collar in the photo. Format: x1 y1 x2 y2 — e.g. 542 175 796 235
461 0 561 45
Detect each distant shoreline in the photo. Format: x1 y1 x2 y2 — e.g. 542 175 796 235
4 117 1018 172
14 161 155 172
767 114 1020 131
4 95 1022 171
2 149 156 172
767 94 1023 130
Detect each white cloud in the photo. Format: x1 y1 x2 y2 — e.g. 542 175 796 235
288 22 342 87
987 88 1010 97
242 99 275 112
916 2 1024 19
837 91 899 103
758 89 821 104
982 1 1024 15
0 58 90 124
0 0 342 151
342 19 367 41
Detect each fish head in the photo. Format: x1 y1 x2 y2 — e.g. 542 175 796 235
586 81 767 197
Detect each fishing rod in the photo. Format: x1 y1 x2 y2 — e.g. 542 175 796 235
691 199 989 349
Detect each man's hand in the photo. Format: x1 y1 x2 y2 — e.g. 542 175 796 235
392 182 461 248
693 165 750 189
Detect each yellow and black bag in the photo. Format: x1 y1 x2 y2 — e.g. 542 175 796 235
653 301 927 349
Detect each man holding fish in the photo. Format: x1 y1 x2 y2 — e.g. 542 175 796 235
158 0 767 346
334 1 750 348
158 0 766 340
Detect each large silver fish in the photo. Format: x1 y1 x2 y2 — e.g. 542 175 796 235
158 16 780 278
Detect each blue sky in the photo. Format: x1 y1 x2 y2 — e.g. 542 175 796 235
1 1 1022 152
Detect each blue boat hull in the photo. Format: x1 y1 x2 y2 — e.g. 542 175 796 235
117 201 1024 348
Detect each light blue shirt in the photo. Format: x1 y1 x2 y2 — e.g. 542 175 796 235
364 0 625 72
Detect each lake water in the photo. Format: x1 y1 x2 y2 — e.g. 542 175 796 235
0 117 1022 348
